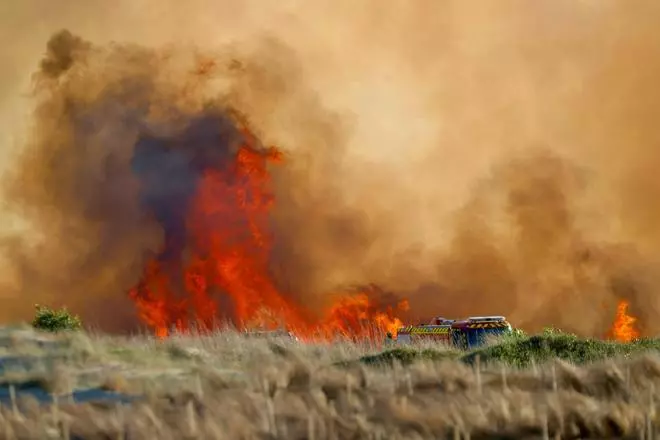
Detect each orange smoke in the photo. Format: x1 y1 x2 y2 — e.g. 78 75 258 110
128 131 406 340
609 300 640 343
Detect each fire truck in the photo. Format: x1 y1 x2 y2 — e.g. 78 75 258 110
395 315 512 349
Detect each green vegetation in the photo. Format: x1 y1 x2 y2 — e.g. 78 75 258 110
462 333 660 368
31 304 82 333
360 328 660 368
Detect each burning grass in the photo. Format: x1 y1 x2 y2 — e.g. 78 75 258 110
0 326 659 438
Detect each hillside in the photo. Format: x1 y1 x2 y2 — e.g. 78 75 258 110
0 325 659 438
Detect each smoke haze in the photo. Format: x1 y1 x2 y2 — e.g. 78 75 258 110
1 0 660 336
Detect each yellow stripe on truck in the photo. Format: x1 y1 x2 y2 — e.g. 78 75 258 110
466 322 510 329
409 327 449 335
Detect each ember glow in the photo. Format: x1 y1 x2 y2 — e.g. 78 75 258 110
610 300 640 343
128 123 406 340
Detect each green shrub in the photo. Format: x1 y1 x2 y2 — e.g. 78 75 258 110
31 304 82 332
462 332 660 368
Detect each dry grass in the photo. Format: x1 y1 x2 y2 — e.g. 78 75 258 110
0 326 659 438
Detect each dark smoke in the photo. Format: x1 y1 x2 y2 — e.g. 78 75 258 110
132 113 244 263
0 31 264 332
39 30 90 79
0 30 366 333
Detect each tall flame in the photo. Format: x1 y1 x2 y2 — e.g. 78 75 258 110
128 132 406 340
609 300 640 342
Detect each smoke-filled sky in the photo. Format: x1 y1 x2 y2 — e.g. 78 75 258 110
1 0 660 336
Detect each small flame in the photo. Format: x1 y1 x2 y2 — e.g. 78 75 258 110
317 293 409 340
155 326 168 339
610 300 640 342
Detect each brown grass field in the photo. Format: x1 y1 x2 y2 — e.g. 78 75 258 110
0 326 656 439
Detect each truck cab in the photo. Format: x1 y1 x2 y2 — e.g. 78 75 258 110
450 316 512 349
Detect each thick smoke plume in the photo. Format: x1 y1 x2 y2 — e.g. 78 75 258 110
1 1 660 336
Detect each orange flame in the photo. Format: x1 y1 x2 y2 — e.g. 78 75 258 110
317 292 409 339
128 133 407 340
610 300 640 342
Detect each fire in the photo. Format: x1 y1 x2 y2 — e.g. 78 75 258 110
128 126 406 340
318 291 409 339
609 300 640 342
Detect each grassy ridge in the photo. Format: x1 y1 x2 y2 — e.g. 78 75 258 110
359 330 660 368
3 325 660 438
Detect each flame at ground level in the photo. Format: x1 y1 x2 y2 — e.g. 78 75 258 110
128 132 408 341
609 300 640 343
